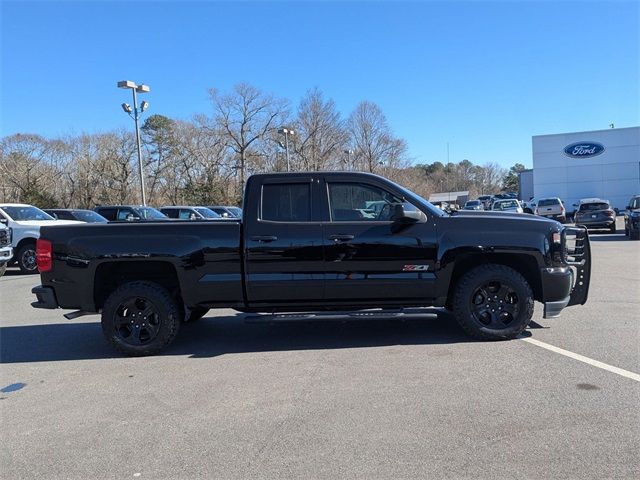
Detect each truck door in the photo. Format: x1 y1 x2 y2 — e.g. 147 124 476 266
244 176 325 304
322 179 438 303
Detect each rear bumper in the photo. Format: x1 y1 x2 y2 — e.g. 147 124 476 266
576 218 615 228
31 285 59 309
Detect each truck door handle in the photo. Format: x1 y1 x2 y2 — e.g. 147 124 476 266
251 235 278 243
328 234 355 242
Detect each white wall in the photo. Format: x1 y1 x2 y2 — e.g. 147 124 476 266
532 127 640 210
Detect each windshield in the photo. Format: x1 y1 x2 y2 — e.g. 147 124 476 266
0 205 55 221
227 207 243 217
195 207 221 219
579 202 609 211
137 207 168 219
73 210 108 222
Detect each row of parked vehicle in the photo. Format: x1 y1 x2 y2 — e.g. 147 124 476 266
0 203 243 275
459 193 640 240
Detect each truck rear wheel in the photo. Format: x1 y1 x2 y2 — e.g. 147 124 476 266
0 263 6 277
452 264 534 340
101 281 181 356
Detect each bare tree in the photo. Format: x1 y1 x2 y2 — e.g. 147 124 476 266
293 88 347 171
208 83 288 200
347 101 407 173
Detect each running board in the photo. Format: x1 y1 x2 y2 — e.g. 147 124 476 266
63 310 95 320
244 308 439 324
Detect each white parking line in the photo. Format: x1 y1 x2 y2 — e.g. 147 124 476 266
520 337 640 382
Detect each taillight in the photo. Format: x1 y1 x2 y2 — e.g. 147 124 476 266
36 239 52 273
560 205 565 213
605 210 615 217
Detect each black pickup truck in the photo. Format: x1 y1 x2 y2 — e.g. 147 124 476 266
32 172 591 356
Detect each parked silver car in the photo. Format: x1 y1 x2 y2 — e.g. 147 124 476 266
491 199 523 213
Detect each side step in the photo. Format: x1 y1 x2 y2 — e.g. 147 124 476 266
244 308 439 324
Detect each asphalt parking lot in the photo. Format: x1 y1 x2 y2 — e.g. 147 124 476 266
1 219 638 480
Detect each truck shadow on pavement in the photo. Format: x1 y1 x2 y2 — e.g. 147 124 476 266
0 309 475 363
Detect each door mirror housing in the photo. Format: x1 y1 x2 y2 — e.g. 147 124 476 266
392 203 426 223
0 217 9 225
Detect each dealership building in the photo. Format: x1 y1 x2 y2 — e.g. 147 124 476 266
527 126 639 211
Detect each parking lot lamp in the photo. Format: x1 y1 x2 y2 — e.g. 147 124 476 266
278 127 295 172
118 80 150 205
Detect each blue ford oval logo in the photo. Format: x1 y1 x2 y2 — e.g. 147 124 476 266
563 142 605 158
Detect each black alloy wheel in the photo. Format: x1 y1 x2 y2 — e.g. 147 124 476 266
470 281 520 330
452 264 534 340
101 281 181 356
112 297 162 346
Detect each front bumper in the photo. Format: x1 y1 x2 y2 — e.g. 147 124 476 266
542 226 591 318
31 285 59 309
0 246 12 264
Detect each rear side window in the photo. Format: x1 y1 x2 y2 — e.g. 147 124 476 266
97 208 117 220
262 183 311 222
538 199 559 206
161 209 179 219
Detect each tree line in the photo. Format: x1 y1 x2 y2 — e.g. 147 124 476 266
0 83 521 208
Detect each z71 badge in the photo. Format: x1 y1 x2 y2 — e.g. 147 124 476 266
403 264 429 271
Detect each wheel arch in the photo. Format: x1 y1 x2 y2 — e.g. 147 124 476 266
93 260 182 310
445 253 543 308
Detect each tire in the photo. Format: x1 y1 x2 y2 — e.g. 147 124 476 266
185 307 209 322
631 229 640 241
625 224 629 236
16 243 38 274
609 223 616 233
101 281 181 356
0 263 6 277
452 264 534 340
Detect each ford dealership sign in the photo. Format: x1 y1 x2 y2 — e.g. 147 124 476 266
563 142 605 158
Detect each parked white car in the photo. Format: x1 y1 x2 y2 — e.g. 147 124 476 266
0 204 83 274
0 223 12 277
491 199 524 214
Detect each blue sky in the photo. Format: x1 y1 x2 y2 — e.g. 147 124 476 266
1 0 638 168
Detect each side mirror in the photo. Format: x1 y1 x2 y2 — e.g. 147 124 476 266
0 217 8 225
392 203 426 223
572 203 578 207
126 214 139 222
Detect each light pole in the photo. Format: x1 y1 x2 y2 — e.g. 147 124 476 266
343 149 353 170
278 127 295 171
118 80 150 205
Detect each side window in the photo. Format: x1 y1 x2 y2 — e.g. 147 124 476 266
179 209 194 219
328 182 401 221
98 208 116 220
117 208 134 220
262 183 311 222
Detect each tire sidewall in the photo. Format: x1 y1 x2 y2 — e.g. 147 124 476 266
101 281 180 356
454 265 534 339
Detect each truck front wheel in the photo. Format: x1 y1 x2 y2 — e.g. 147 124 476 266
101 281 181 356
16 243 38 274
452 264 534 340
